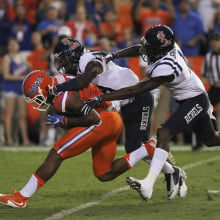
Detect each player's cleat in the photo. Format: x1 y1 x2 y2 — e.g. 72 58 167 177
0 190 28 208
178 168 187 198
165 166 187 199
126 177 153 201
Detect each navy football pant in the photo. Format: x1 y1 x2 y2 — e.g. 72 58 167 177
121 91 154 153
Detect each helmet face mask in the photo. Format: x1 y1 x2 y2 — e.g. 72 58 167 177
54 53 71 72
140 24 175 63
53 38 84 75
22 70 53 111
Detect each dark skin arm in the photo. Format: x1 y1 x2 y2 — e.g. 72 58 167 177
100 75 174 101
117 44 142 57
58 91 101 128
76 61 103 89
56 61 103 92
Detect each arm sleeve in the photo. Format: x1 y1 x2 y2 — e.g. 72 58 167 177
56 78 80 92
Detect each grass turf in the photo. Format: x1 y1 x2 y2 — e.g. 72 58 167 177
0 147 220 220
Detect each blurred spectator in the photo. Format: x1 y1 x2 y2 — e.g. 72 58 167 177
37 5 62 49
0 0 10 56
87 0 112 29
1 38 30 146
35 0 53 23
50 0 67 22
117 28 139 49
134 0 175 35
8 1 33 52
100 9 123 42
190 0 216 34
65 5 98 43
26 31 49 71
22 0 40 25
114 0 134 32
208 5 220 34
172 0 206 56
84 31 98 49
65 0 77 19
6 0 40 25
98 35 128 68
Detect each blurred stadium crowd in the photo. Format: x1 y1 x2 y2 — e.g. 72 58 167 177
0 0 220 148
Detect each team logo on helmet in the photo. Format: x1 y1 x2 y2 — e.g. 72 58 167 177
28 76 43 95
61 38 80 50
157 31 172 47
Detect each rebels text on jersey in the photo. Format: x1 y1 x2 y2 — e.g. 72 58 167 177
147 43 205 101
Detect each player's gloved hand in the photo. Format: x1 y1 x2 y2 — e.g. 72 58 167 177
49 85 58 96
105 52 119 63
46 114 66 128
47 86 58 103
81 95 103 115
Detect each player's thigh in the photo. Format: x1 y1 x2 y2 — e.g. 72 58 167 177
54 126 97 158
164 93 210 136
54 112 122 159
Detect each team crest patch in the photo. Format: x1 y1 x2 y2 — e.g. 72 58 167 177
157 31 172 46
62 38 80 50
28 76 43 95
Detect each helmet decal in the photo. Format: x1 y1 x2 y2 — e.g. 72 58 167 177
157 31 172 47
22 70 53 111
28 76 43 95
141 24 175 63
61 38 81 50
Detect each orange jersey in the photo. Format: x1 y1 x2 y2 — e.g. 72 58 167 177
140 9 172 35
100 22 123 42
52 74 111 114
27 48 49 71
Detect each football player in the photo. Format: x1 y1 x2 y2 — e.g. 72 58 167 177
0 70 178 208
48 37 187 200
83 24 220 200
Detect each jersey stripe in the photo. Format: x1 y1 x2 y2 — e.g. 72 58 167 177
58 92 65 112
62 92 69 112
149 57 182 77
57 125 97 154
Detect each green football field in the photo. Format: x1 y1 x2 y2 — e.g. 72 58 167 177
0 146 220 220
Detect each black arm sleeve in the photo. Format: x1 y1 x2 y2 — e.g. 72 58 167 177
56 78 80 92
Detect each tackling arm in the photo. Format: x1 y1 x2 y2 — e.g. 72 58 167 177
100 75 174 101
55 61 103 93
117 44 142 57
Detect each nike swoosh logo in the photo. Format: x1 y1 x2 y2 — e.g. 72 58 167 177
9 200 25 207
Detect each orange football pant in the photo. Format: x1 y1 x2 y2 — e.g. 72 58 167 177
54 111 122 177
